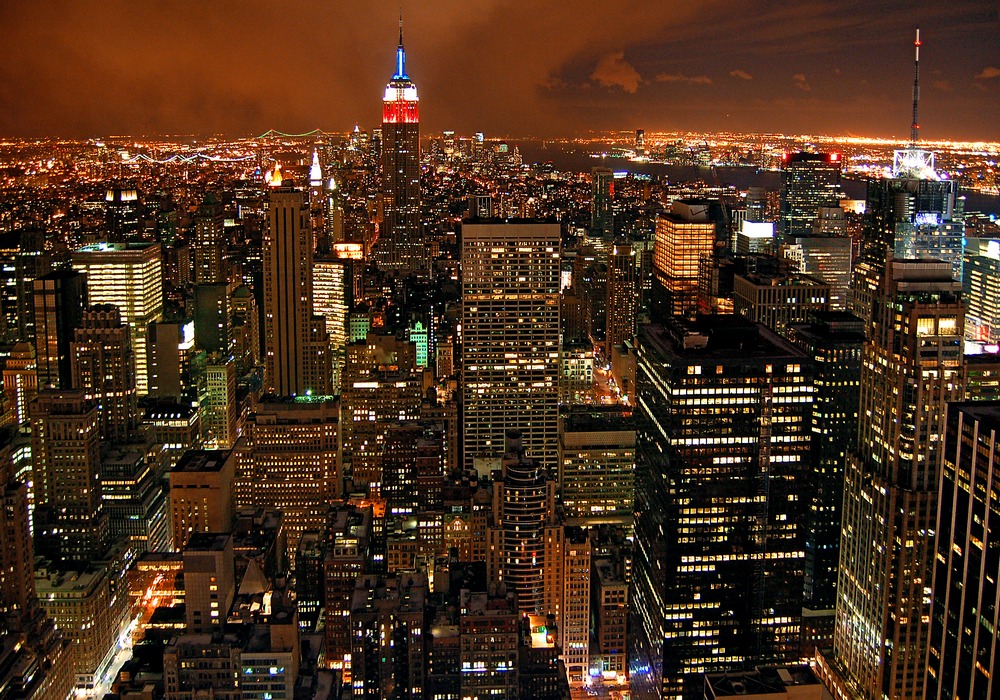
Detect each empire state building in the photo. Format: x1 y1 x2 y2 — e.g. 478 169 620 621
376 22 425 276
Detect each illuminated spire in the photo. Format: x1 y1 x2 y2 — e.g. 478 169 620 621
910 28 921 145
309 149 322 186
267 162 284 187
394 11 408 80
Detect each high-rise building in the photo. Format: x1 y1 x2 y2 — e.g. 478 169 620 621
193 192 226 285
30 390 108 563
3 341 38 425
340 334 422 491
782 208 853 311
349 573 427 699
233 397 339 561
104 186 141 243
462 221 560 471
72 242 164 395
376 23 425 275
70 304 138 443
557 407 635 526
852 150 965 327
733 272 831 336
821 259 963 699
786 312 864 653
32 270 87 390
652 200 718 316
592 167 615 240
493 432 557 615
459 589 520 700
168 449 235 550
183 532 235 633
606 243 637 358
203 355 238 448
928 402 1000 697
962 237 1000 342
194 283 229 355
263 167 330 396
779 152 842 242
631 316 813 700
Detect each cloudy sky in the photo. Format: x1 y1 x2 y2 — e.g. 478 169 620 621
1 1 997 141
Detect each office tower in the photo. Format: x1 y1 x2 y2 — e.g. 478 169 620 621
349 573 427 699
787 312 863 653
408 320 429 369
324 504 373 669
853 164 964 326
309 150 325 245
606 243 637 357
779 152 842 242
381 423 445 517
72 242 164 395
0 443 34 619
469 193 494 218
193 192 226 284
963 238 1000 342
70 304 138 442
104 186 141 242
635 129 645 154
653 200 718 315
631 316 813 700
592 167 615 240
101 442 170 554
594 558 629 678
233 397 339 560
163 637 240 700
230 284 259 373
313 256 355 392
559 341 594 404
461 221 560 470
340 333 423 491
459 589 520 700
30 390 107 563
194 283 229 354
557 407 635 525
821 259 963 699
782 208 853 310
168 449 235 550
324 176 345 245
735 221 775 255
746 186 768 223
928 402 1000 697
183 532 235 633
143 401 201 471
32 270 87 390
733 272 831 336
3 341 37 425
494 431 558 614
264 167 331 396
546 526 591 684
13 227 51 345
296 532 325 630
35 561 129 690
377 23 425 275
202 355 237 448
147 319 195 401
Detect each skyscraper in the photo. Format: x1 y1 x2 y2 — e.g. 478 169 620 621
652 200 718 316
70 304 138 443
928 402 1000 697
376 21 424 275
193 192 226 285
631 316 813 700
592 167 615 240
72 242 164 395
461 221 560 471
30 390 108 563
821 259 963 699
263 166 331 396
779 152 842 242
606 242 637 357
32 269 87 390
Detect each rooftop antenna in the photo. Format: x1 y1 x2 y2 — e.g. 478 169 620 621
910 28 921 146
399 9 404 48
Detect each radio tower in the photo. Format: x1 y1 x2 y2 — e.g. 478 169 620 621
910 28 921 145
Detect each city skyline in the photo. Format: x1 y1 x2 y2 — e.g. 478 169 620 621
1 2 998 141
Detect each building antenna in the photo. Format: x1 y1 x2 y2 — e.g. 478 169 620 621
910 28 921 146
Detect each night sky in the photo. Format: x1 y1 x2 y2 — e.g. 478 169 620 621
1 1 998 141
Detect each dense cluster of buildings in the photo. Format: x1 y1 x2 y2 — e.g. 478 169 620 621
0 25 999 700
